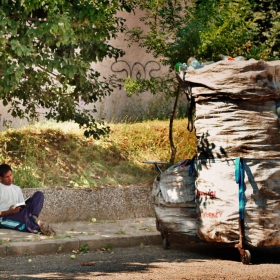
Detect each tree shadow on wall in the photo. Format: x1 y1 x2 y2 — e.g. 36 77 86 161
197 131 228 161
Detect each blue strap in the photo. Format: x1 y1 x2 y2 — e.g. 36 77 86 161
0 218 26 231
188 157 195 176
235 157 245 219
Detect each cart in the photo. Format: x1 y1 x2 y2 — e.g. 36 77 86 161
145 158 280 265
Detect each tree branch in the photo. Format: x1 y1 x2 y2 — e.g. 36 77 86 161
169 84 180 165
9 13 88 26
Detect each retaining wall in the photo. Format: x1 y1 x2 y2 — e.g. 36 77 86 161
22 185 155 223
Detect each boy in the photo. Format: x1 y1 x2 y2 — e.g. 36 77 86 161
0 164 55 235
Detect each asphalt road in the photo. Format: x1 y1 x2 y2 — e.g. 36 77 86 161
0 243 279 280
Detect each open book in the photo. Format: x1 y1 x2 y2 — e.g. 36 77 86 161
13 197 31 208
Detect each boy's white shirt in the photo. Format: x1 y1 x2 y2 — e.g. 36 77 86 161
0 183 25 212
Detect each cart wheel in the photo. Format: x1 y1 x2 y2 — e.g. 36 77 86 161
162 236 170 249
241 250 251 265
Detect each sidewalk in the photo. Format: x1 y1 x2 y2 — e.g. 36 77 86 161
0 218 162 257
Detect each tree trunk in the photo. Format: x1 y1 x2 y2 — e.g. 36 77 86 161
169 85 180 165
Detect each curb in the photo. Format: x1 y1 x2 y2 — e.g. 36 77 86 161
0 233 162 257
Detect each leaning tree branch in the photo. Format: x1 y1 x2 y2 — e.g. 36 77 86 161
169 84 180 165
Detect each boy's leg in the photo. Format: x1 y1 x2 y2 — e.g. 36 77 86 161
0 191 44 233
25 191 44 218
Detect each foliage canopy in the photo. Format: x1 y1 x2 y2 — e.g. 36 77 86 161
0 0 134 138
124 0 280 119
124 0 280 163
128 0 280 68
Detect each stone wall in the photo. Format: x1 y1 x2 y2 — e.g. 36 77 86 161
22 185 155 223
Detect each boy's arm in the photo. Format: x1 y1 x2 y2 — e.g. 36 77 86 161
0 205 21 217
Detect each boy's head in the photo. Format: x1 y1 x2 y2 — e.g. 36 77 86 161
0 164 13 186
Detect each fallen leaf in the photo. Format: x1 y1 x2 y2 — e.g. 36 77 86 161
81 262 95 266
139 226 149 230
140 243 147 248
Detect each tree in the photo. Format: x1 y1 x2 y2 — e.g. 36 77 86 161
0 0 135 139
129 0 280 65
172 0 280 62
125 0 195 164
124 0 280 163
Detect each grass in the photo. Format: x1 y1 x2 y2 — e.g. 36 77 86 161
0 119 197 189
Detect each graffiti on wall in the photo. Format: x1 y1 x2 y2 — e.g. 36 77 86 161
0 60 162 129
109 60 161 89
0 114 13 129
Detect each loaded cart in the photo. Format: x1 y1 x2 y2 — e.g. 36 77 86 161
152 156 280 264
151 59 280 264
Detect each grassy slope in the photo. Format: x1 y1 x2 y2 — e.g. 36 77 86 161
0 119 197 189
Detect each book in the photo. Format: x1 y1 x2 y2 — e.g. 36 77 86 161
13 197 31 208
13 202 26 208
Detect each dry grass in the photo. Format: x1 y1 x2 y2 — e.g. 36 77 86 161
0 119 197 189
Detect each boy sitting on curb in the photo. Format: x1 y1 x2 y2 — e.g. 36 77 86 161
0 164 55 236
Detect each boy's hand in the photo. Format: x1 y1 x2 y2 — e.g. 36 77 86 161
0 205 21 217
9 205 21 214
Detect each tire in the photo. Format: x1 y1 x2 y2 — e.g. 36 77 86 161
163 236 170 249
241 250 251 265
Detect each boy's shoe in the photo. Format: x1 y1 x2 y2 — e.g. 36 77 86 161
38 220 56 236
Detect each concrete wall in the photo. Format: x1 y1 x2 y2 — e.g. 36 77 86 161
22 185 155 223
